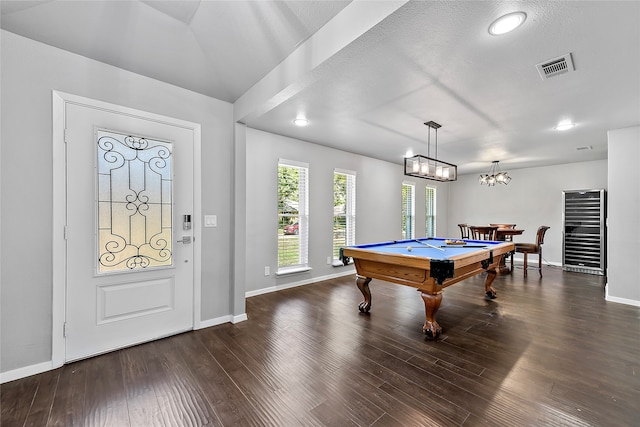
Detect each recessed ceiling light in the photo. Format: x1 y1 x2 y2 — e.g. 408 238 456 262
293 118 309 126
488 12 527 35
554 120 576 131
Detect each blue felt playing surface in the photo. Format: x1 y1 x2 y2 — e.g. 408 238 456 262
348 237 500 260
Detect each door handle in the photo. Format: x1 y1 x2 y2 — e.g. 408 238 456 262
176 236 192 244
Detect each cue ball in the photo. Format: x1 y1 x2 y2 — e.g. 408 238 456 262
407 246 412 252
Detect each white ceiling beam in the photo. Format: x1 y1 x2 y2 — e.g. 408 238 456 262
233 0 409 123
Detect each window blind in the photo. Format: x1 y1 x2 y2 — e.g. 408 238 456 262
402 182 415 239
277 160 309 271
425 187 436 238
333 170 356 260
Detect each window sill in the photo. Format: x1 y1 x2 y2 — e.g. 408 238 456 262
276 266 312 277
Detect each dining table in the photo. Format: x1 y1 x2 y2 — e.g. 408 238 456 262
469 224 523 274
493 225 524 274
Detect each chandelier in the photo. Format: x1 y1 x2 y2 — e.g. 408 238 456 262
404 121 457 182
479 160 511 186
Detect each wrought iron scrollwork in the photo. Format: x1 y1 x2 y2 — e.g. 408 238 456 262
97 131 173 272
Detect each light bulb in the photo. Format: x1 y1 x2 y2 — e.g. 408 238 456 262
489 12 526 35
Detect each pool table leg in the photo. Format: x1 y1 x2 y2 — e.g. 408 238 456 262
420 291 443 338
355 275 373 313
484 269 498 299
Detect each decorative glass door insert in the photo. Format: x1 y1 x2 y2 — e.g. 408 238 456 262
97 130 173 272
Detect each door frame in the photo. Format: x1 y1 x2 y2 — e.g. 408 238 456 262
52 90 202 368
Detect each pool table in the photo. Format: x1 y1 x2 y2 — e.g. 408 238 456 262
341 237 514 338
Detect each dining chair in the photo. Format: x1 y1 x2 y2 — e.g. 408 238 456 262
511 226 550 277
457 223 470 239
470 225 498 241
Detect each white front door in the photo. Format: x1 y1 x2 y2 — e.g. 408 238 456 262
64 102 195 362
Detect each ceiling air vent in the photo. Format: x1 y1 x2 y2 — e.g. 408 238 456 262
536 53 574 80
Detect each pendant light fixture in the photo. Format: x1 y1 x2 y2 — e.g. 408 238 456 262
404 121 457 182
479 161 511 186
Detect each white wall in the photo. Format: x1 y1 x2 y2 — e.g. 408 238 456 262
1 31 234 373
1 29 628 379
244 128 450 294
448 160 608 266
243 128 611 295
607 126 640 304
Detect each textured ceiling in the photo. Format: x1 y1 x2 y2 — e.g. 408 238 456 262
2 0 640 175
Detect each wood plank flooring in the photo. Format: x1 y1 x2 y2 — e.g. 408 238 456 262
3 266 640 426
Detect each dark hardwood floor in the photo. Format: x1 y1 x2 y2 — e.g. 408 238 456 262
3 265 640 426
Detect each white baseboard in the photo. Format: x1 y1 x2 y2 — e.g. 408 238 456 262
246 286 277 297
605 284 640 307
606 296 640 307
510 256 562 267
197 313 248 329
232 313 248 323
246 269 355 298
1 361 53 384
197 315 232 329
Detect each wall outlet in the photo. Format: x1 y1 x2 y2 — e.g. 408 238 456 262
327 256 332 265
264 266 270 276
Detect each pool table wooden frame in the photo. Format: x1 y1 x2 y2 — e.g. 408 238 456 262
342 238 515 338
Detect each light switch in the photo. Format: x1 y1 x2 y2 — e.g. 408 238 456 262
204 215 217 227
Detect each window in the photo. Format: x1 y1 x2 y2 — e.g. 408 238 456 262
277 160 309 273
97 130 173 273
401 182 415 239
333 169 356 263
425 187 436 238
